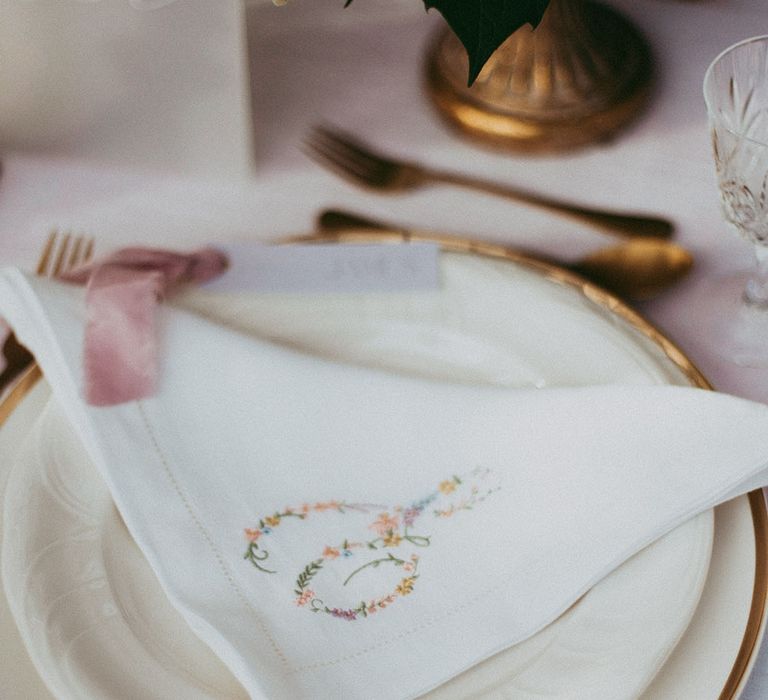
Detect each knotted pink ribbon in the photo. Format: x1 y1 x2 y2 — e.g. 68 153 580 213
61 247 228 406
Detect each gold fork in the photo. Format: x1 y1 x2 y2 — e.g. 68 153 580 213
0 232 94 395
304 125 674 240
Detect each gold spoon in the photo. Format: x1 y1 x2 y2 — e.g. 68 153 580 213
315 209 693 302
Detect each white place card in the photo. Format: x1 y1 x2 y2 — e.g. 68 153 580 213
204 242 440 293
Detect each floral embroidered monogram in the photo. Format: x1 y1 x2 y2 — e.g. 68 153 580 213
243 467 500 621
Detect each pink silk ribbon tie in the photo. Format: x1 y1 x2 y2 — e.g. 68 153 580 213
61 247 228 406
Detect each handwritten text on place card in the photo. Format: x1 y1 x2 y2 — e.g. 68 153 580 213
203 243 440 293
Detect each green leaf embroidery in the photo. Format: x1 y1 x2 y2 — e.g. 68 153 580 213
295 559 324 592
342 552 406 587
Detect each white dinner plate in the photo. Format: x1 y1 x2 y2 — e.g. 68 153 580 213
0 234 765 699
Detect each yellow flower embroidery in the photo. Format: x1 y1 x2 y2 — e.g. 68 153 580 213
264 515 281 527
382 532 403 547
438 479 457 494
396 577 416 596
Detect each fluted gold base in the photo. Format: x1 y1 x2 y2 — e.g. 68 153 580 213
425 0 653 152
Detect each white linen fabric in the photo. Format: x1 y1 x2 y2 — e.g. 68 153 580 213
3 266 768 700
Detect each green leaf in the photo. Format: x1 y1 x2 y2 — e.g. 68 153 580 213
343 1 548 84
423 0 550 85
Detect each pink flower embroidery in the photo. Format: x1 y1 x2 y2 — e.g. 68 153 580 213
295 589 315 607
378 594 397 609
323 546 340 559
370 512 399 536
244 528 262 542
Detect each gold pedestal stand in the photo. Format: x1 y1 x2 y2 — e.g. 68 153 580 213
425 0 654 152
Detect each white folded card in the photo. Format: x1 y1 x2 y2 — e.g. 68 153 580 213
2 267 768 700
204 242 440 293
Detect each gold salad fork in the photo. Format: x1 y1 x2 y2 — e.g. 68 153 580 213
304 125 674 240
0 232 94 395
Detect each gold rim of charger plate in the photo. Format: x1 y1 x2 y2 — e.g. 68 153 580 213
0 233 763 699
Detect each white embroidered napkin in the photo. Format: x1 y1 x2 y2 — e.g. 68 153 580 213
3 267 768 700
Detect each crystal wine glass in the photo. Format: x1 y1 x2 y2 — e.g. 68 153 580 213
704 36 768 366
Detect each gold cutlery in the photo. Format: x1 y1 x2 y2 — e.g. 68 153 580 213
304 125 674 240
314 209 693 301
0 232 94 395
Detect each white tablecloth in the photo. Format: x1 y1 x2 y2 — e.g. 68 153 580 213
0 0 767 696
